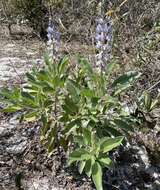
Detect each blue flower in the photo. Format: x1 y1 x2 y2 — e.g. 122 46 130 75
46 22 61 58
95 16 113 72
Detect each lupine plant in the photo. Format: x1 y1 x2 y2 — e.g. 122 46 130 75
0 14 142 190
0 54 141 189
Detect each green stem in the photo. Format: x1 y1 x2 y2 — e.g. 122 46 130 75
54 90 60 155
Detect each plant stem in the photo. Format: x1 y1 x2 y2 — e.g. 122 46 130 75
54 90 60 155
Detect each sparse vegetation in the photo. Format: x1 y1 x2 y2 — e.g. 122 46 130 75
0 0 160 190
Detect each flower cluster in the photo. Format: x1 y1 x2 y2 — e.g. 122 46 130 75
47 20 60 59
95 16 113 72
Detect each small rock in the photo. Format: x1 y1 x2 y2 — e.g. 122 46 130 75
6 140 27 154
22 176 61 190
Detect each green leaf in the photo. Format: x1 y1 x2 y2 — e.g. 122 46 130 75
104 126 122 137
150 99 159 110
0 88 11 98
98 156 112 168
63 119 81 136
98 121 121 137
0 87 21 104
47 137 55 153
81 89 95 97
83 128 92 146
106 62 116 76
66 79 80 103
45 125 57 153
44 99 53 108
21 91 34 101
113 119 133 131
78 160 86 174
78 57 93 75
112 71 140 87
58 56 69 75
42 85 55 93
91 97 99 107
1 106 22 113
41 114 48 126
101 136 124 153
23 85 39 92
113 83 131 96
63 96 79 114
144 92 152 111
74 135 85 146
26 73 36 82
60 137 68 152
23 111 37 122
92 162 103 190
85 156 95 177
37 70 50 82
41 120 53 137
68 149 90 165
44 53 51 66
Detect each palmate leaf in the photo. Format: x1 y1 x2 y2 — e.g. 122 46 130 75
100 136 124 153
92 162 103 190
